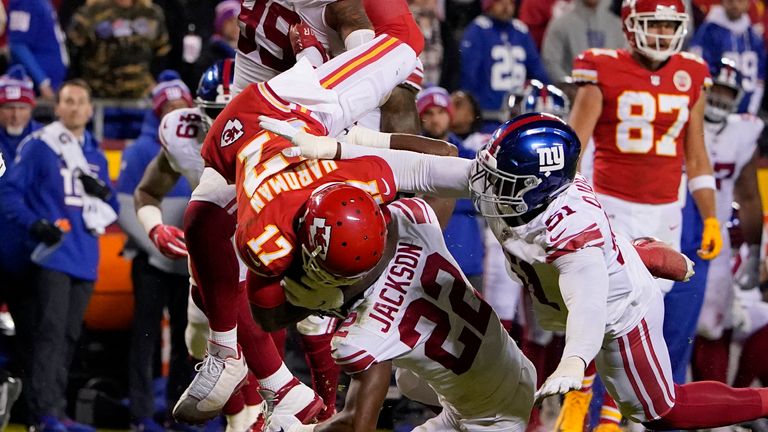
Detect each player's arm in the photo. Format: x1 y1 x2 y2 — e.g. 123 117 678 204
315 361 392 432
380 86 421 135
568 84 602 162
325 0 374 49
536 247 608 403
734 150 764 289
684 94 720 260
134 151 188 259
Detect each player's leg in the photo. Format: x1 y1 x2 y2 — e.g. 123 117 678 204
734 323 768 387
296 316 340 421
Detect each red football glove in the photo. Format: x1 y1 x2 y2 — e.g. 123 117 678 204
149 224 188 259
289 22 328 63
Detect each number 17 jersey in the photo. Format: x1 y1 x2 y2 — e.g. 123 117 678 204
572 49 711 204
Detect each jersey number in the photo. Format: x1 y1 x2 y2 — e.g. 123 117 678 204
398 253 493 375
176 113 201 138
245 224 293 267
616 91 689 156
490 45 526 92
238 0 301 71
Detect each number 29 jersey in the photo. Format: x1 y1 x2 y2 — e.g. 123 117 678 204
331 198 532 419
572 49 712 204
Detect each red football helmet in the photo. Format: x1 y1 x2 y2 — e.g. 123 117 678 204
299 183 388 287
621 0 688 62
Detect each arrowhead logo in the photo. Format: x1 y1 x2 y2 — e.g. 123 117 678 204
220 118 244 147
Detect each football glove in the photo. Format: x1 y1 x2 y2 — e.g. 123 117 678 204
735 245 761 290
698 217 722 260
258 116 338 159
282 276 344 310
79 173 112 201
534 356 586 405
149 224 188 259
30 219 63 246
289 22 328 63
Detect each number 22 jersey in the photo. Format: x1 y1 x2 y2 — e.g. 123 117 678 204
331 198 532 419
572 48 712 204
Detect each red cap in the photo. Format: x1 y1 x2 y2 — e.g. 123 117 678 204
416 86 453 119
0 65 35 107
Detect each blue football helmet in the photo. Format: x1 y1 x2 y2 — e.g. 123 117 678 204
196 58 235 121
706 57 743 123
470 113 581 220
510 80 570 119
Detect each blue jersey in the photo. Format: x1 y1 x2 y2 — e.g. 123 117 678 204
441 133 484 277
0 120 42 171
460 15 549 114
689 10 766 114
8 0 68 89
0 128 118 280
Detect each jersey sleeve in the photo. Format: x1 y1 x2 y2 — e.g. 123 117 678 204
543 194 607 263
571 49 602 85
679 52 713 102
331 307 407 374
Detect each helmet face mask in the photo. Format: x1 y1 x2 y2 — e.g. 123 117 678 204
470 153 543 218
622 0 688 62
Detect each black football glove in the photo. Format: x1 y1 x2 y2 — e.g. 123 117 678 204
79 173 112 201
30 219 63 246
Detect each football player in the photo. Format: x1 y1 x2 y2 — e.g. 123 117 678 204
690 58 764 383
261 112 768 430
265 184 536 432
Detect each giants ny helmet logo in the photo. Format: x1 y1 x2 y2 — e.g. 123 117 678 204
309 218 331 260
536 143 565 176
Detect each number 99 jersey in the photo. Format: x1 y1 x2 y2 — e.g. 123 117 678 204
331 198 535 428
572 48 712 204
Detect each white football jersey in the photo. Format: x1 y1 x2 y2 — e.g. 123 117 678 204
489 175 657 338
705 114 763 224
158 107 207 189
234 0 340 91
331 198 530 419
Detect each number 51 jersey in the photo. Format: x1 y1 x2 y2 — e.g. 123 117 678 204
331 198 534 420
572 49 712 204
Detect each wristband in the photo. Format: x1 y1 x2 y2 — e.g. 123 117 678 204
344 29 375 50
688 174 716 192
346 125 391 149
137 205 163 235
293 130 340 159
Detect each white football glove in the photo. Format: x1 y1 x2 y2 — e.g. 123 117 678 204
735 245 761 290
258 115 338 159
265 414 316 432
282 276 344 310
534 356 586 405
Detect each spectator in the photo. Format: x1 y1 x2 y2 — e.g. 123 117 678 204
0 79 118 432
417 86 484 288
449 89 482 140
115 70 194 432
409 0 443 85
518 0 573 48
689 0 766 114
541 0 624 84
67 0 171 98
194 0 238 77
0 0 10 73
459 0 549 129
0 65 42 171
8 0 68 101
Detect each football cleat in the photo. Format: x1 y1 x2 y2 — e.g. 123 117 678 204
553 391 592 432
226 402 266 432
632 237 695 282
173 342 248 424
261 378 325 425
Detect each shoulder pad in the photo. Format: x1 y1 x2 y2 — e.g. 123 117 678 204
474 15 493 29
512 18 529 33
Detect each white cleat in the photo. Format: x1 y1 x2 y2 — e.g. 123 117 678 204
262 378 324 424
226 402 266 432
173 341 248 424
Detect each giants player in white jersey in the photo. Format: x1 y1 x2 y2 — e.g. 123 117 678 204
691 58 764 383
259 112 768 429
261 184 535 432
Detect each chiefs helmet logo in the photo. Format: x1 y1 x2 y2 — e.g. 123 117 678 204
309 217 331 260
221 118 244 147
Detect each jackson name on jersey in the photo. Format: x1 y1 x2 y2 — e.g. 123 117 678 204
331 198 533 420
572 48 712 204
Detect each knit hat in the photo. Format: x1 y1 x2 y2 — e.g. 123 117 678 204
416 86 453 118
152 70 193 116
481 0 497 12
0 65 36 107
215 0 240 35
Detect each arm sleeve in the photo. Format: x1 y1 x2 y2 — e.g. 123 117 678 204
339 143 472 198
0 140 48 229
552 246 608 364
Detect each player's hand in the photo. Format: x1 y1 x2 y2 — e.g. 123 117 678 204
149 224 188 259
265 414 316 432
282 276 344 310
258 115 339 159
698 217 722 260
79 172 112 201
534 356 585 405
289 22 328 63
735 245 760 290
30 219 64 246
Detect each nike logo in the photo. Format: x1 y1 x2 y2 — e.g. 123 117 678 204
381 179 391 197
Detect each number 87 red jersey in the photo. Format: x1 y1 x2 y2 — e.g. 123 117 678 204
572 48 712 204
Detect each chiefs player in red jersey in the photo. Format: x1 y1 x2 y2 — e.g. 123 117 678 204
561 0 721 430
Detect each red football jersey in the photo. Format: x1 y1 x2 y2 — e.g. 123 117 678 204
572 48 712 204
